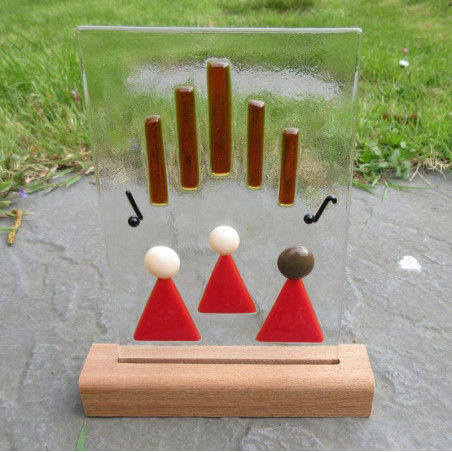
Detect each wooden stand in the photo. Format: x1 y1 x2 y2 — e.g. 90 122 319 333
79 344 374 417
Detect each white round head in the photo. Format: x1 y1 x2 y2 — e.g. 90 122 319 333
209 226 240 255
144 246 180 279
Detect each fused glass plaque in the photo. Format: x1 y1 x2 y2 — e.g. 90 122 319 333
77 26 362 364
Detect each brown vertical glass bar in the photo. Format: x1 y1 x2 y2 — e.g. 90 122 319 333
279 128 299 206
207 61 232 175
175 86 199 190
144 115 168 205
247 100 265 188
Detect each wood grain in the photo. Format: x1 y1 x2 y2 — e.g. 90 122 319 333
79 344 375 417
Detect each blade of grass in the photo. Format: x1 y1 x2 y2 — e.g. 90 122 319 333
352 180 380 196
75 423 86 451
386 181 427 190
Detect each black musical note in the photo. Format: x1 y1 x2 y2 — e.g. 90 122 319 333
126 191 143 227
304 195 337 224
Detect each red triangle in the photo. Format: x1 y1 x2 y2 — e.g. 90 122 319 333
198 255 256 313
256 279 323 343
134 278 200 341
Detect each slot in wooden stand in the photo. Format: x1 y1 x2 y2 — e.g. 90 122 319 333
79 344 374 417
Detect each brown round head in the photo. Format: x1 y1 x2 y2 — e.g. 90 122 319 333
277 246 315 280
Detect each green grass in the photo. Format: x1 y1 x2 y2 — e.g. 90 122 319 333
0 0 450 218
75 423 86 451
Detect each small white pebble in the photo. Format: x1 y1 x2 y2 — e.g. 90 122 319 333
209 226 240 255
399 59 410 67
144 246 180 279
398 255 421 272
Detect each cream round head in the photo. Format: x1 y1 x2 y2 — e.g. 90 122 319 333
209 226 240 255
144 246 180 279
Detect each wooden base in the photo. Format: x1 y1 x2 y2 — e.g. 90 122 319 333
79 344 374 417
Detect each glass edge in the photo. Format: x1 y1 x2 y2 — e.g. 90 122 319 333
75 25 362 35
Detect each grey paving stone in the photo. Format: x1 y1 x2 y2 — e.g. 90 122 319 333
1 174 451 450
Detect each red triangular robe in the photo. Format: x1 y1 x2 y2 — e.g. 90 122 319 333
198 255 256 313
256 278 323 342
134 278 200 341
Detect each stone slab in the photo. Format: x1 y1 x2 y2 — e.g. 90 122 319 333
1 174 451 450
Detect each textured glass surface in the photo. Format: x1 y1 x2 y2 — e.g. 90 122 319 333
77 27 361 361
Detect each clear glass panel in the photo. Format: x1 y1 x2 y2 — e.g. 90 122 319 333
77 27 361 362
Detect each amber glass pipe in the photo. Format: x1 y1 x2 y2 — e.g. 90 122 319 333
279 128 299 206
247 100 265 188
144 115 168 205
207 61 232 175
175 86 199 190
